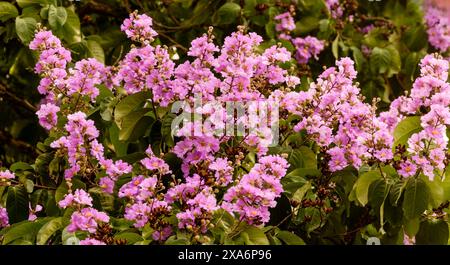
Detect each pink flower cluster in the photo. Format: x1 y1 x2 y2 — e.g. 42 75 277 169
35 103 60 130
0 169 15 181
67 58 106 101
58 189 109 236
292 36 325 64
325 0 344 19
274 12 296 32
0 207 8 228
30 29 107 131
273 11 324 64
424 4 450 52
67 207 109 233
222 155 288 225
121 11 158 44
50 112 99 179
381 54 450 179
283 57 393 171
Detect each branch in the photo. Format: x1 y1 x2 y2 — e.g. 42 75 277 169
0 129 39 158
0 82 37 113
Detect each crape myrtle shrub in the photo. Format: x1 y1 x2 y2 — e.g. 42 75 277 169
0 0 448 245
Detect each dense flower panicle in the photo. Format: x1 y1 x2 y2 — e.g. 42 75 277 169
29 30 62 51
119 175 158 202
292 36 325 64
0 170 15 181
140 149 171 175
121 12 158 44
29 30 73 105
98 158 132 194
208 158 233 186
0 207 8 228
124 200 171 230
36 103 60 130
274 12 296 32
424 5 450 52
58 189 93 209
114 45 177 106
67 207 109 233
284 57 393 171
325 0 344 19
381 54 450 179
50 112 100 179
176 188 218 234
222 155 288 225
67 58 106 101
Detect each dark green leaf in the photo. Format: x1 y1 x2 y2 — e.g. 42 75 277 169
6 186 29 223
0 2 19 22
15 17 37 44
402 177 430 220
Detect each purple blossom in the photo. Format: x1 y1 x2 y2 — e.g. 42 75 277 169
67 207 109 233
0 207 9 228
36 103 59 130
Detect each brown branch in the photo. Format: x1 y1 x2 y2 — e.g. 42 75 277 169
0 82 37 113
0 129 39 157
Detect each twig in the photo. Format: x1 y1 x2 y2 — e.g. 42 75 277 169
0 83 37 113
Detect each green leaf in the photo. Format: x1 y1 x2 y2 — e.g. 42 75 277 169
36 217 63 245
350 46 366 72
393 116 421 148
161 113 177 147
402 177 430 220
368 179 390 212
354 171 382 206
415 220 449 245
288 146 317 170
48 5 67 29
332 35 339 59
165 235 189 245
240 227 269 245
16 0 49 8
213 2 241 25
109 123 128 156
10 162 33 172
15 16 37 44
0 2 19 22
404 217 420 237
6 186 29 223
118 108 153 141
292 181 311 203
276 231 305 245
86 40 105 64
114 91 151 125
370 47 390 74
61 7 81 44
114 232 143 245
2 218 51 245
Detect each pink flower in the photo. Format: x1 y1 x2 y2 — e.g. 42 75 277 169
79 238 106 245
67 207 109 233
398 161 417 178
274 12 296 32
0 170 15 181
58 189 93 209
36 103 59 130
0 207 9 228
28 204 42 221
121 12 158 44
